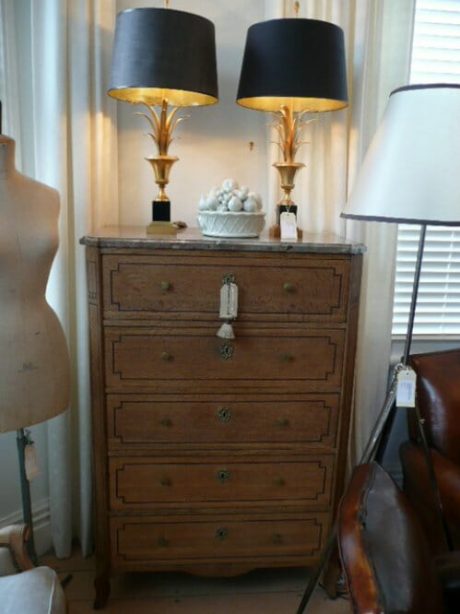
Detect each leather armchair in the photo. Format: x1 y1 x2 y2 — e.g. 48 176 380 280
0 524 66 614
400 349 460 554
338 462 460 613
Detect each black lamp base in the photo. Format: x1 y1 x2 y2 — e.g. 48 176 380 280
147 199 177 235
152 199 171 222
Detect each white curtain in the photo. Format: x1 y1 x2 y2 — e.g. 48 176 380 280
31 0 119 557
274 0 416 462
1 0 119 557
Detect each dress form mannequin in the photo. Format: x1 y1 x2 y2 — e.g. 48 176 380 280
0 133 70 563
0 134 70 431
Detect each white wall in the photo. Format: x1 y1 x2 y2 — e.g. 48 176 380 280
116 0 269 228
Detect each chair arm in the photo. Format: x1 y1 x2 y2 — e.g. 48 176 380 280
0 525 34 571
401 442 460 551
434 551 460 612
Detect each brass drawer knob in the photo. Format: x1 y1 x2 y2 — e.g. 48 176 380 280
160 418 172 428
217 407 232 423
161 351 173 362
160 477 172 487
158 536 170 547
276 418 290 428
280 353 294 363
215 527 229 541
283 282 296 293
219 343 234 360
160 281 172 291
272 533 284 545
217 469 231 483
274 477 286 487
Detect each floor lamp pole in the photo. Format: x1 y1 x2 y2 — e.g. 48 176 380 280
296 223 451 614
402 224 426 363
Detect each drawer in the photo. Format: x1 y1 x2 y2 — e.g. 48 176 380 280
109 456 334 511
104 327 345 394
102 253 349 322
110 512 329 567
107 394 339 449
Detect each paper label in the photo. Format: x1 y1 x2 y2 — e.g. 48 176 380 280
219 282 238 319
280 211 298 241
396 367 417 407
25 443 40 481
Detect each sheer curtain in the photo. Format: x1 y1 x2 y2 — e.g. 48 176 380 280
30 0 119 557
272 0 415 461
0 0 119 557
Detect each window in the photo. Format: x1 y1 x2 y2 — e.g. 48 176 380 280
392 0 460 336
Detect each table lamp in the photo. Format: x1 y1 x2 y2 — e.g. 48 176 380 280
236 16 348 236
296 83 460 613
108 6 218 234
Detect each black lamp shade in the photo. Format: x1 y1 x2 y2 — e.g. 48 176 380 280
237 18 348 112
108 8 218 107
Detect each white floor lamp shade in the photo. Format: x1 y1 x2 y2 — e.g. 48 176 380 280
342 84 460 226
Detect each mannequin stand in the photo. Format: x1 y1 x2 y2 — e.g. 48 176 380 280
16 428 38 565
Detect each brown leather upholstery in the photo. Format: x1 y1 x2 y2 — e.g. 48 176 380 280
409 349 460 464
338 462 444 613
400 349 460 553
401 442 460 552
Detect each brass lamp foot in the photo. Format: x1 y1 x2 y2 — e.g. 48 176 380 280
146 221 178 235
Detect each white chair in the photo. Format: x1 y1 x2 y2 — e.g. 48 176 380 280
0 525 66 614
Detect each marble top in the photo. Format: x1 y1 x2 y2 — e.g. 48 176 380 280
80 226 366 254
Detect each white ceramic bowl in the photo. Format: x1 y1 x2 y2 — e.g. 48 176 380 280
197 211 265 238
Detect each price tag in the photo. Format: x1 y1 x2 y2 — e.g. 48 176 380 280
25 443 40 481
219 282 238 319
396 367 417 407
280 211 298 241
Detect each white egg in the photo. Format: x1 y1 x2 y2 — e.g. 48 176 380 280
246 192 262 210
198 194 208 211
222 178 238 192
206 196 219 210
209 186 219 198
228 196 243 212
234 188 248 201
243 197 258 212
247 191 261 203
238 186 250 200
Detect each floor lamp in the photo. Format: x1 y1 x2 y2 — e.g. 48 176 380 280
296 83 460 613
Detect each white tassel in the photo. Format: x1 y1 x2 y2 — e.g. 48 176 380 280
217 322 235 339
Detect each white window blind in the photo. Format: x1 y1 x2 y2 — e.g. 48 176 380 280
392 0 460 336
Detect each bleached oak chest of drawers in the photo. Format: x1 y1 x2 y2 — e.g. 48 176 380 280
81 228 364 608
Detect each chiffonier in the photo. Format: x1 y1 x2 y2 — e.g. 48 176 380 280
81 227 364 607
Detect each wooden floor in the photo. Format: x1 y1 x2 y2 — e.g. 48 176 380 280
42 549 351 613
